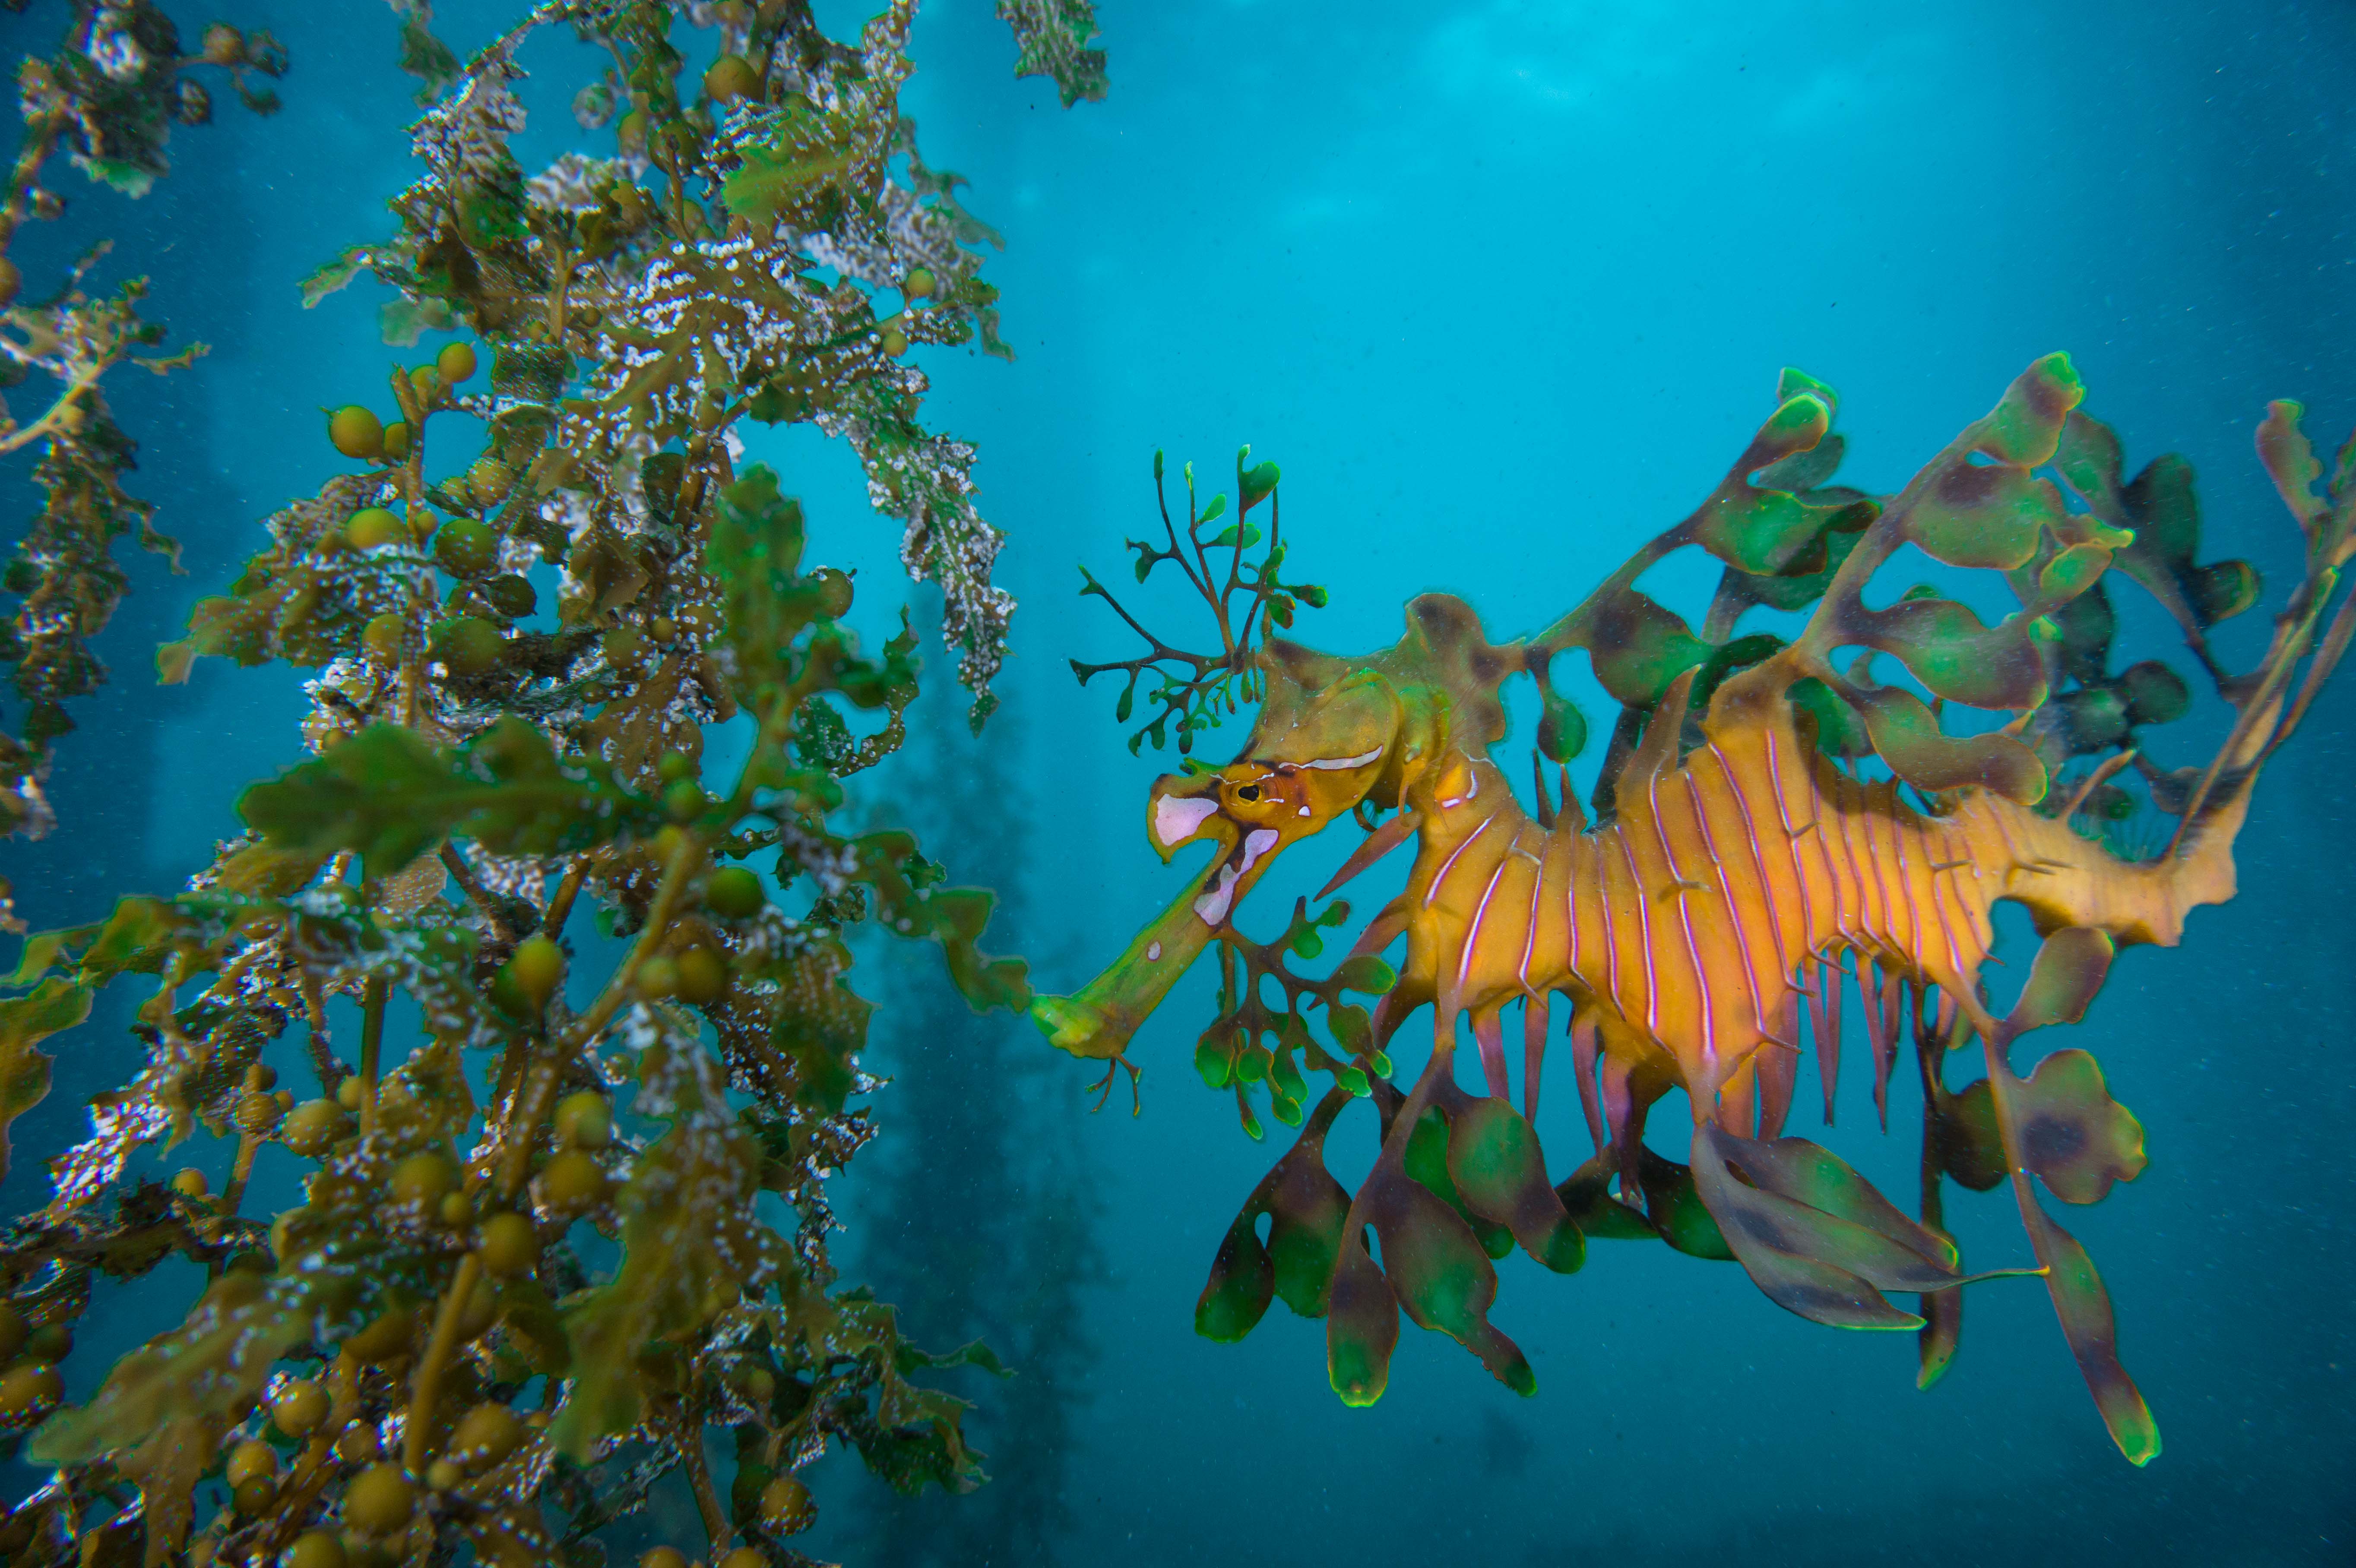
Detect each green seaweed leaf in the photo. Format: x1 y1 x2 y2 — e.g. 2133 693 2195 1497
298 247 370 307
850 831 1030 1012
995 0 1109 107
397 11 462 103
491 343 571 405
0 977 86 1179
720 100 861 228
239 718 660 884
706 467 828 705
116 1412 215 1566
32 1273 318 1463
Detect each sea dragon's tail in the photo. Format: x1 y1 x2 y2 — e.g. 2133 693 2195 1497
1698 372 2356 1465
1720 365 2356 962
1953 396 2354 954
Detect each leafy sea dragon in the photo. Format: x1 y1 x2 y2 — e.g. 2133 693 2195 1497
1032 355 2356 1463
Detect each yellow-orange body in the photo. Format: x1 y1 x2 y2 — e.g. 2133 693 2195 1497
1390 664 2245 1138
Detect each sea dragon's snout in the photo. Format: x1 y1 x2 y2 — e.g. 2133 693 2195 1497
1029 773 1226 1062
1029 765 1308 1062
1032 667 1410 1063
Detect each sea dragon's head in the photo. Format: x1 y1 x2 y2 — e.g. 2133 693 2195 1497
1031 657 1442 1063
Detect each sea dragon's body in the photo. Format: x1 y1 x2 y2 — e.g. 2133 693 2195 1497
1384 672 2236 1145
1036 354 2354 1464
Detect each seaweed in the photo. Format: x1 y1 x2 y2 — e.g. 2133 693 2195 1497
0 2 1104 1563
0 0 288 923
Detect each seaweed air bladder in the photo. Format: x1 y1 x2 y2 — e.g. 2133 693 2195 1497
1039 353 2356 1466
0 1 1108 1563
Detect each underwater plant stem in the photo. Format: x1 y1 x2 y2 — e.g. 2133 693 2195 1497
439 842 513 941
564 833 702 1053
0 353 109 455
218 1128 261 1227
257 1433 334 1558
674 431 716 525
396 385 428 729
545 243 573 343
679 1419 733 1554
719 676 808 822
495 1052 562 1207
486 1031 532 1159
302 977 341 1092
492 835 706 1206
359 976 388 1136
489 702 783 1160
661 146 690 230
404 1252 483 1472
400 646 421 731
256 1356 360 1561
543 854 591 936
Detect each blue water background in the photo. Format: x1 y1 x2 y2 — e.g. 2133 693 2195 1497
5 0 2354 1562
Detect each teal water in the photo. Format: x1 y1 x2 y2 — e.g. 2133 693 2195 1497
6 1 2354 1563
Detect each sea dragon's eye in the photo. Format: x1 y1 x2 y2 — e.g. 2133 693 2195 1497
1235 783 1261 801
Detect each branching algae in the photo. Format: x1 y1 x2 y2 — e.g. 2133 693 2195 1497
0 0 288 919
1043 357 2355 1465
0 0 1105 1562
